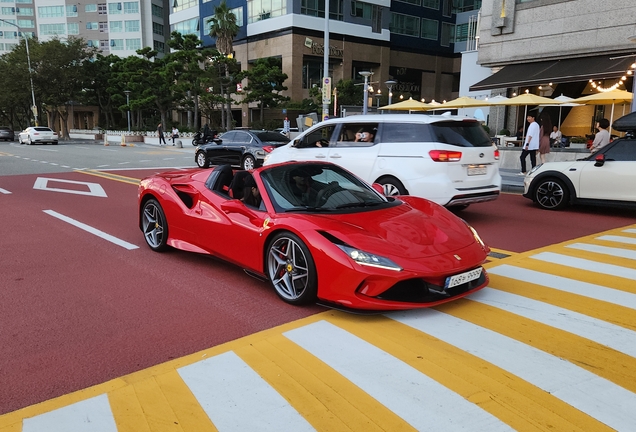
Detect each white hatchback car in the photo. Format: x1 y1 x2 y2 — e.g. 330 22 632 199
264 114 501 208
19 127 58 145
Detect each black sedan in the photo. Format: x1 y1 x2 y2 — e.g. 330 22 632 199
195 129 290 170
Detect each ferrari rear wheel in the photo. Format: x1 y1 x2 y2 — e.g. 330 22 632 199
267 232 317 305
142 198 169 251
534 178 569 210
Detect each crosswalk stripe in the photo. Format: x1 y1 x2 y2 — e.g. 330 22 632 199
22 394 117 432
598 234 636 245
178 351 315 432
531 251 636 281
324 313 599 431
622 228 636 234
153 371 217 432
236 336 407 431
469 287 636 358
488 264 636 309
567 242 636 260
389 308 636 431
284 320 514 432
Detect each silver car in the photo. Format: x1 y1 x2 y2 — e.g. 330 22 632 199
19 127 58 145
0 126 14 141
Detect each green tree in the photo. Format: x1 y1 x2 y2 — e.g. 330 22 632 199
32 37 96 138
208 1 239 130
0 39 36 129
334 79 364 106
238 57 289 123
80 53 121 129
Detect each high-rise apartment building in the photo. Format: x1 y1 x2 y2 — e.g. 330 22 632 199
0 0 170 56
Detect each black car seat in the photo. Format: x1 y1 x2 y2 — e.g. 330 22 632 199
229 170 252 200
208 164 233 195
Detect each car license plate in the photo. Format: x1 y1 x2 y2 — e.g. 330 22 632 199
467 165 487 176
444 267 482 289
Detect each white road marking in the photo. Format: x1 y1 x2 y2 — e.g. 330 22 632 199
389 309 636 432
97 164 110 168
178 351 315 432
61 165 70 168
532 251 636 280
138 159 151 162
33 177 107 197
284 320 513 432
0 187 12 194
43 210 138 250
101 149 117 152
469 287 636 357
118 161 130 165
22 394 117 432
50 163 59 166
596 234 636 245
567 242 636 260
162 158 175 160
76 146 91 149
488 264 636 309
623 228 636 234
37 148 57 152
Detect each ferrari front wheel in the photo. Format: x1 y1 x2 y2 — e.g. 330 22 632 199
267 232 317 305
142 198 169 251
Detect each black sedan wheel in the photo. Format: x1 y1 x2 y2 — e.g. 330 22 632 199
242 154 256 170
377 176 407 196
196 151 210 168
534 178 569 210
267 232 317 305
142 198 169 251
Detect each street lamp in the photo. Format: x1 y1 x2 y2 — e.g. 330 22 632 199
0 19 38 125
629 33 636 112
124 90 131 132
375 89 382 108
385 80 397 105
359 71 373 115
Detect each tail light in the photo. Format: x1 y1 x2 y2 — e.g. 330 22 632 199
494 148 500 160
262 145 275 153
429 150 462 162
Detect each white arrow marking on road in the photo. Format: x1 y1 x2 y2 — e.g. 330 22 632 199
0 187 12 194
33 177 107 197
44 210 139 250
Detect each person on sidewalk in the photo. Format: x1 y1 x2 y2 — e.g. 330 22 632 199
519 111 540 175
157 123 167 146
171 126 179 145
590 118 610 153
538 112 552 164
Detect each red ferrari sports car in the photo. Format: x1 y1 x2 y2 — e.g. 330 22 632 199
138 161 490 311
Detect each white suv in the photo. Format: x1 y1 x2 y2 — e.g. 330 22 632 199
264 114 501 208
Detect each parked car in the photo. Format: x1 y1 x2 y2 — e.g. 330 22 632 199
0 126 14 141
195 130 290 170
18 127 58 145
264 114 501 209
138 161 490 310
523 112 636 210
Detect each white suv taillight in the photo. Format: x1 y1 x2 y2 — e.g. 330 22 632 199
494 148 500 160
429 150 462 162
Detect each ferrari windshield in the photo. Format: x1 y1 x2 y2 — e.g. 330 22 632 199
260 164 391 213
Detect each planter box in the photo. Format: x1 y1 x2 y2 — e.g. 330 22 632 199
569 143 587 149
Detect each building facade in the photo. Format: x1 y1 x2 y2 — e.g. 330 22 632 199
0 0 170 56
470 0 636 136
171 0 481 125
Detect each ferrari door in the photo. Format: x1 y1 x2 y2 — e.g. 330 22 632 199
577 140 636 202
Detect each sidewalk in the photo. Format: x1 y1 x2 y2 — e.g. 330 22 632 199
500 168 525 194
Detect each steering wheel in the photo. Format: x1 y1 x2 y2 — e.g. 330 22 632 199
316 182 340 206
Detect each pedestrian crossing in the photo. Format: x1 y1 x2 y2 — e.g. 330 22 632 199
2 225 636 432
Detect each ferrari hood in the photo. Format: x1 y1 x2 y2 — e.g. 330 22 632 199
307 200 477 260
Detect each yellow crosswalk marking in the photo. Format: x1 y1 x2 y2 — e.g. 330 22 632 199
109 385 151 432
325 313 606 432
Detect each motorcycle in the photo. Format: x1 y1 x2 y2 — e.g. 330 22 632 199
192 129 218 146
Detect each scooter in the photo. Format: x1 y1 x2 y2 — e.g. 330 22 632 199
192 130 216 146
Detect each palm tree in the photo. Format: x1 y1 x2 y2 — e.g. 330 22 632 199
208 1 239 130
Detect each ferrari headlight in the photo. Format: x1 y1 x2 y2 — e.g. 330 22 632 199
463 221 486 249
336 245 402 271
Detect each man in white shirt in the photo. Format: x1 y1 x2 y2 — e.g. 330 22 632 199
519 111 540 175
590 118 610 153
550 126 562 147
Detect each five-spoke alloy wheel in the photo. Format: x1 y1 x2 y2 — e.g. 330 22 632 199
242 154 256 170
142 198 169 251
267 232 317 304
196 151 210 168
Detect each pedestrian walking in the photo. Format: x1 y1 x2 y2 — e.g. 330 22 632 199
171 126 179 145
519 111 540 175
538 112 552 164
157 123 167 146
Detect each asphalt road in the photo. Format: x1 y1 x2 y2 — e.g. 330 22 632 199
1 139 636 430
